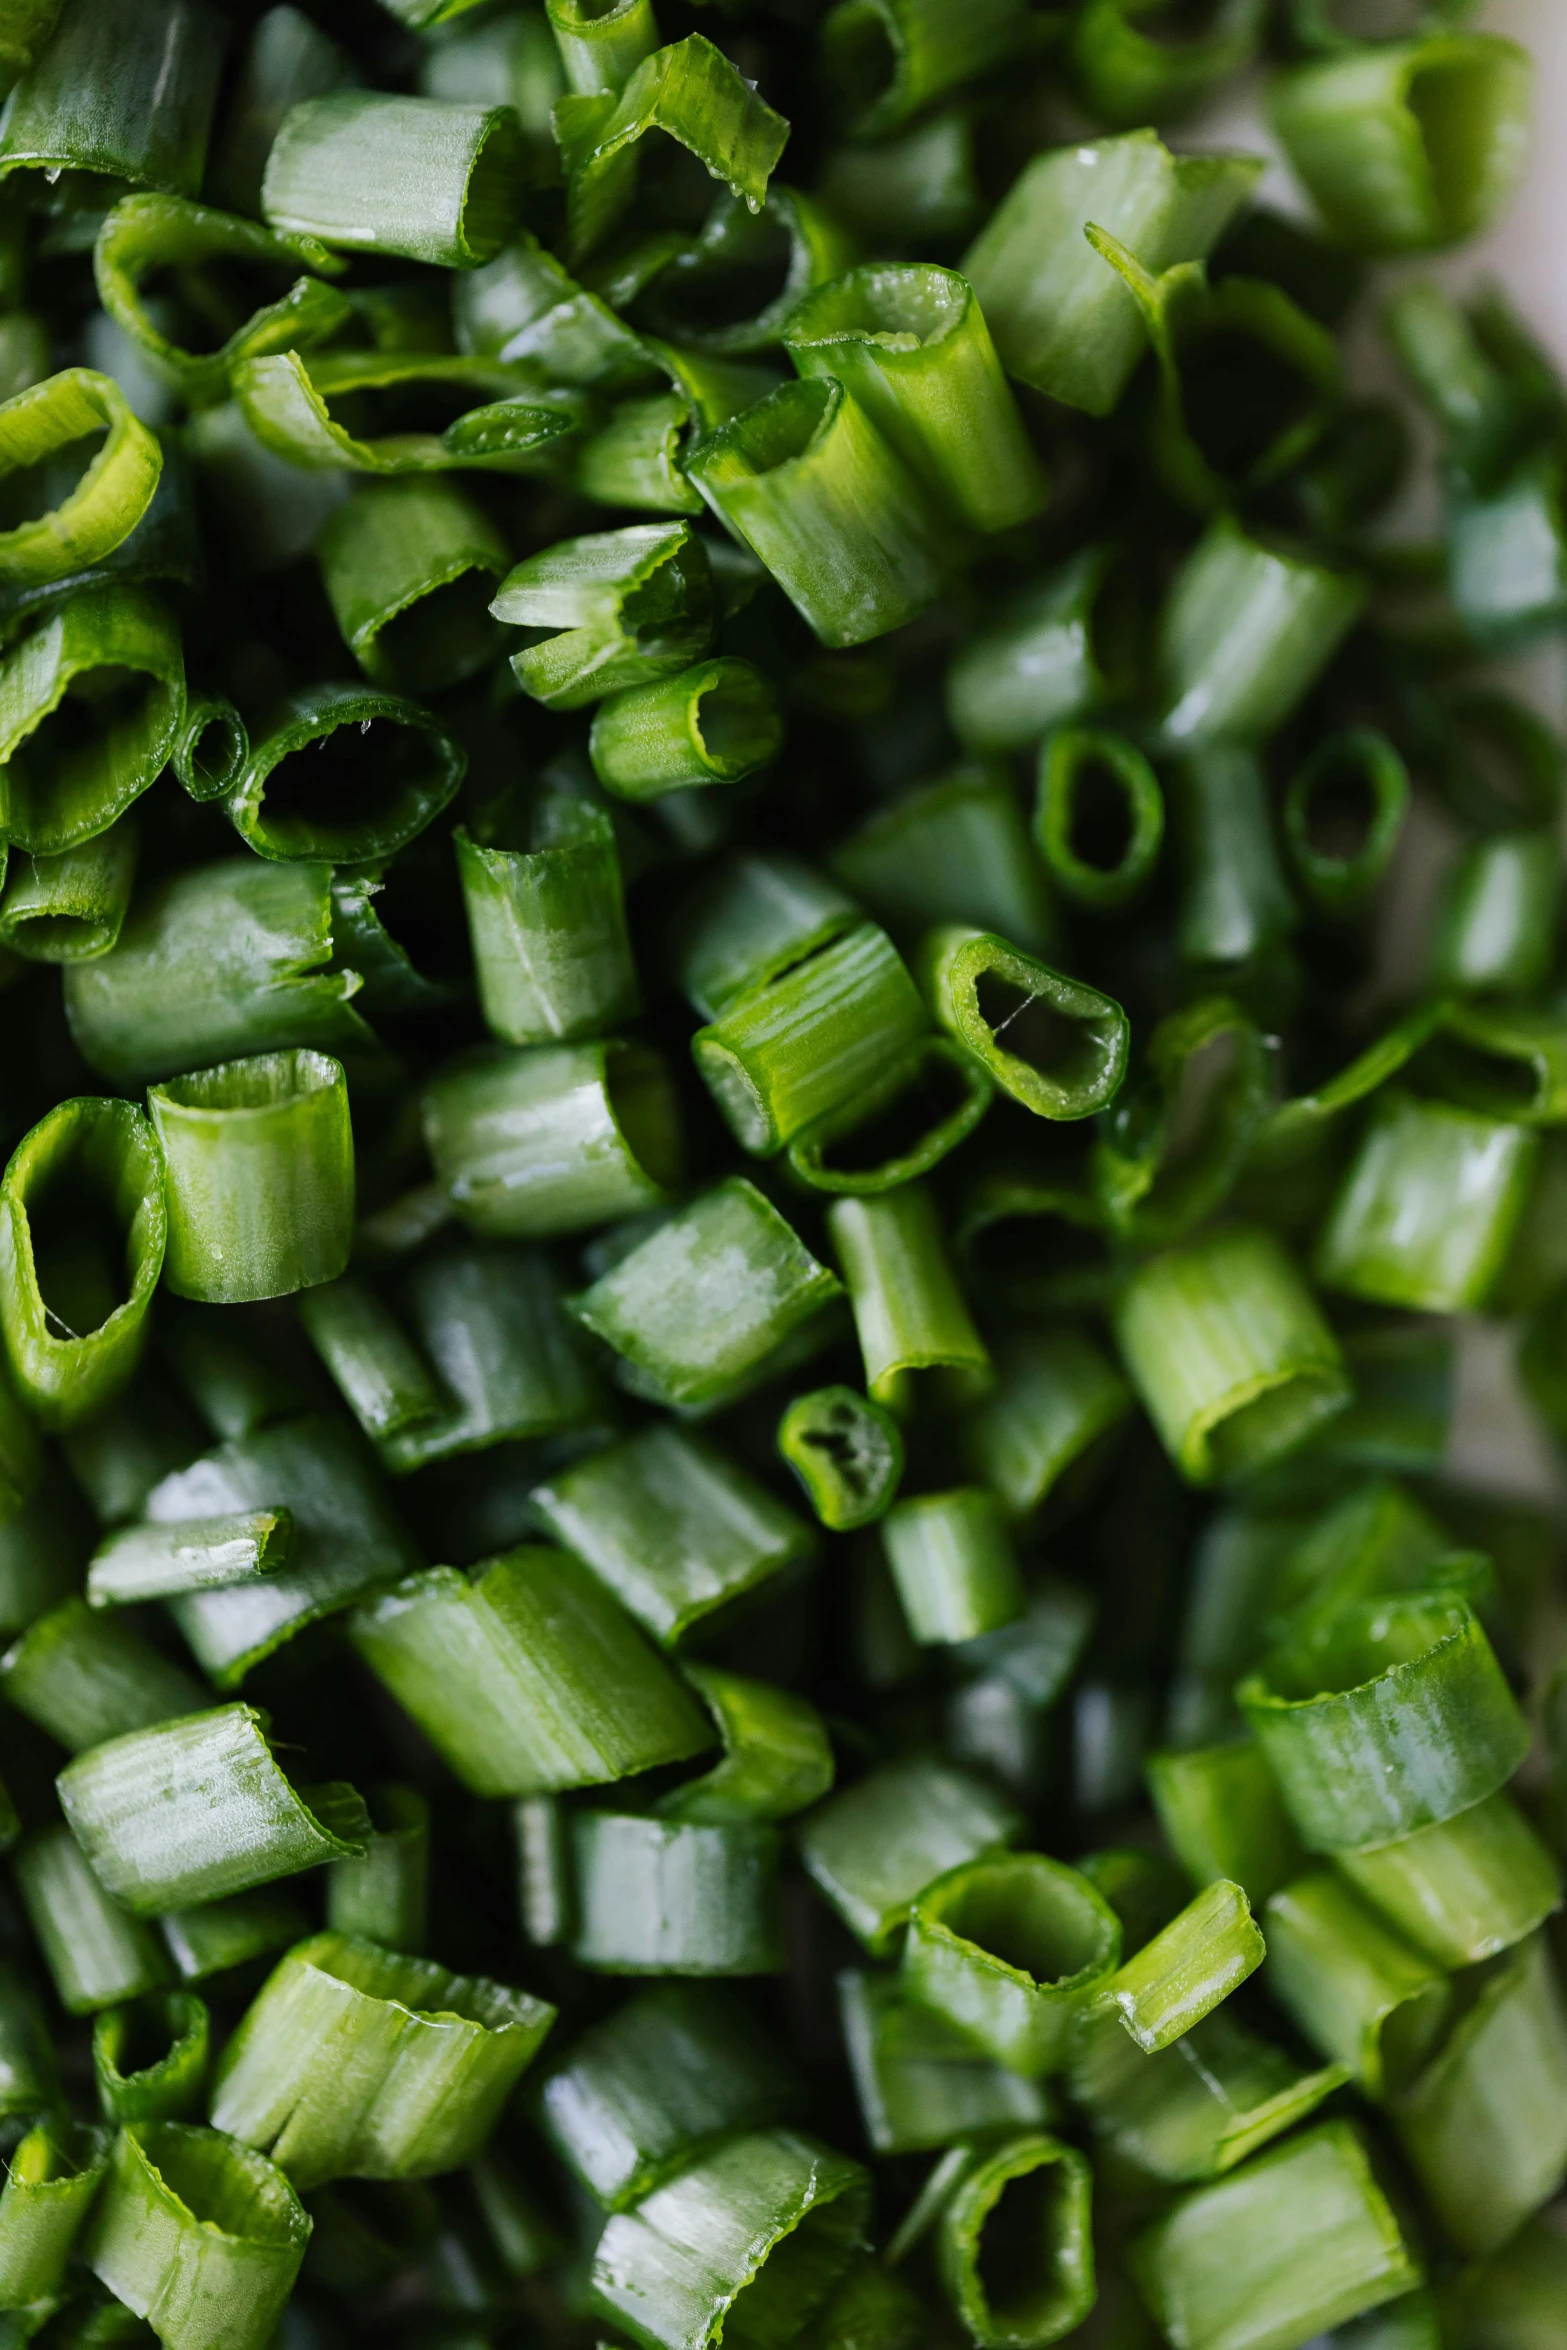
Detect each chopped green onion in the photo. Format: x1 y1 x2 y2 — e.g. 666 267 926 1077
903 1852 1120 2075
0 2119 110 2307
1097 1878 1264 2055
234 347 583 475
0 370 161 588
798 1759 1020 1954
1033 727 1164 911
831 764 1055 957
839 1969 1050 2155
14 1824 168 2016
828 1185 991 1417
0 0 223 198
589 658 782 798
778 1384 904 1530
678 851 858 1019
225 683 464 865
1429 829 1561 997
570 1811 784 1974
1264 1869 1451 2097
1072 2004 1348 2186
880 1487 1023 1646
1284 730 1410 918
920 926 1128 1120
1174 745 1297 969
492 520 713 709
262 92 523 267
93 1990 208 2124
963 1330 1132 1525
0 821 138 962
156 1889 307 1988
1337 1790 1561 1967
456 795 638 1046
547 0 658 97
1314 1091 1537 1313
658 1664 835 1823
0 585 183 855
0 1594 203 1751
324 1783 429 1954
933 2132 1095 2348
318 476 507 694
1156 515 1366 748
1147 1740 1304 1909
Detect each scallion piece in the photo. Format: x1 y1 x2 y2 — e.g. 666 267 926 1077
1174 744 1297 970
0 1595 204 1751
0 821 138 962
1316 1090 1537 1313
318 476 507 694
156 1888 307 1988
1284 729 1410 918
828 1185 991 1417
0 585 183 854
0 370 162 588
589 658 782 798
233 347 583 475
424 1041 680 1239
880 1487 1023 1647
1264 1869 1450 2097
945 549 1122 760
1147 1740 1304 1909
778 1384 904 1530
0 0 223 198
831 764 1055 956
262 91 522 267
324 1783 429 1954
1033 727 1164 911
571 1811 784 1975
456 795 637 1046
677 850 858 1019
798 1759 1020 1954
0 2119 110 2307
1336 1789 1562 1968
492 520 713 708
1070 0 1263 127
548 0 659 97
225 683 464 865
962 1329 1132 1526
1430 831 1562 998
171 696 247 804
839 1968 1049 2155
1156 515 1366 748
14 1824 168 2016
1095 996 1271 1246
93 1990 208 2124
658 1664 835 1824
920 926 1128 1120
1096 1878 1263 2055
903 1852 1120 2076
934 2133 1095 2348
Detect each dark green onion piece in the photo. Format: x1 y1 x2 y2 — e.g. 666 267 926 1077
1070 0 1264 127
1072 2003 1348 2186
1094 996 1271 1246
262 91 522 267
1174 745 1297 968
296 1278 440 1447
946 550 1122 759
210 1928 554 2188
548 0 658 97
1034 727 1164 911
963 1330 1131 1526
798 1759 1020 1954
234 347 583 474
149 1050 353 1305
87 1511 293 1608
1156 515 1365 749
423 1041 680 1239
1424 999 1567 1126
571 1811 784 1974
318 476 507 693
1130 2119 1423 2350
658 1664 834 1823
686 378 953 649
1097 1879 1263 2054
539 1982 794 2210
819 0 1028 140
226 683 464 865
828 1185 990 1417
590 2127 868 2350
1284 730 1410 917
569 1176 842 1411
946 1584 1097 1797
493 520 713 709
920 925 1128 1120
903 1852 1120 2075
0 1595 204 1751
0 2119 110 2307
0 822 137 962
456 797 638 1046
0 1960 59 2125
58 1702 369 1914
1238 1592 1529 1853
817 114 981 250
1115 1224 1350 1484
1315 1090 1536 1312
533 1424 814 1647
778 1384 904 1530
455 229 653 387
156 1888 308 1987
677 850 858 1018
962 129 1261 413
324 1782 429 1953
14 1823 168 2015
0 1095 164 1430
935 2133 1095 2348
1337 1789 1561 1967
210 5 358 217
0 585 183 856
831 764 1055 956
589 658 782 798
788 1032 993 1194
636 183 852 359
783 263 1045 534
172 696 246 803
1270 36 1533 254
93 1990 208 2124
0 0 223 198
83 2122 310 2350
1429 829 1561 996
839 1970 1050 2155
880 1487 1023 1646
349 1545 711 1794
0 370 162 589
1147 1740 1304 1909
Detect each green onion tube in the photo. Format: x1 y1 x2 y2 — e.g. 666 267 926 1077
149 1050 353 1306
1337 1790 1562 1967
590 2128 868 2350
0 0 222 197
919 926 1129 1120
1264 1870 1451 2097
902 1852 1120 2075
156 1891 308 1989
318 477 507 694
962 1330 1133 1525
1156 516 1366 749
838 1969 1050 2155
1033 727 1164 910
945 549 1121 759
1072 2005 1348 2188
819 0 1028 141
685 379 953 649
349 1547 712 1795
1114 1224 1350 1485
57 1703 370 1915
1284 730 1410 919
0 1096 164 1430
1238 1593 1529 1853
64 859 373 1088
233 348 584 476
0 822 138 963
935 2134 1095 2348
783 264 1045 534
778 1384 904 1530
830 764 1055 956
637 185 853 360
209 1929 554 2188
294 1276 439 1449
83 2122 310 2350
0 586 183 855
456 799 639 1046
1270 36 1533 254
548 0 658 96
946 1584 1097 1796
1429 829 1561 997
1391 1931 1567 2258
262 92 523 267
173 696 247 804
1314 1091 1537 1313
828 1185 991 1417
92 195 351 412
87 1511 293 1609
798 1759 1020 1954
226 685 464 866
570 1812 784 1974
658 1665 835 1824
787 1033 993 1196
0 369 162 588
423 1042 680 1240
1147 1740 1304 1910
569 1177 843 1412
692 922 929 1156
1096 1879 1263 2054
1130 2120 1422 2350
677 851 858 1019
455 230 653 387
0 2119 110 2307
880 1488 1023 1647
325 1783 429 1954
1173 745 1297 969
1070 0 1263 127
532 1424 815 1648
962 129 1261 413
539 1982 794 2210
0 1595 204 1751
1094 996 1272 1246
93 1991 208 2124
492 522 714 710
14 1824 168 2015
589 659 783 798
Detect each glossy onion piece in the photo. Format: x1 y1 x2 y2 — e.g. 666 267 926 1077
0 820 138 962
150 1050 353 1306
829 1184 991 1417
0 1594 204 1751
921 925 1129 1120
589 658 783 798
93 1989 209 2124
945 548 1121 760
87 1510 295 1609
456 797 639 1045
1314 1090 1537 1313
234 348 585 475
881 1486 1024 1646
491 521 714 709
1155 516 1366 749
903 1852 1121 2075
0 368 162 586
1336 1789 1562 1968
0 0 223 198
798 1758 1020 1954
963 1329 1132 1525
570 1811 785 1974
778 1383 904 1530
1173 744 1298 970
832 763 1055 954
1070 0 1264 127
1072 2004 1348 2187
936 2133 1096 2348
1094 996 1271 1246
1098 1879 1264 2054
57 1703 371 1915
14 1824 169 2016
1430 830 1562 998
262 92 525 267
0 585 184 854
678 850 858 1018
548 0 659 95
226 683 465 865
1147 1740 1304 1910
839 1967 1050 2154
1265 1869 1455 2098
0 2118 110 2306
0 1095 164 1429
657 1665 834 1825
318 476 508 693
172 695 248 804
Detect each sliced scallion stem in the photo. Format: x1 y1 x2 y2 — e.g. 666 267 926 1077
93 1990 208 2124
778 1384 904 1530
571 1812 785 1974
920 925 1128 1121
589 658 782 798
935 2133 1096 2348
1033 727 1164 911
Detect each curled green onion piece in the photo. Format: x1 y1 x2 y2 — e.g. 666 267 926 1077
638 184 852 359
87 1511 294 1609
93 1990 208 2124
798 1759 1021 1955
819 0 1028 141
0 369 161 587
156 1889 308 1988
1094 996 1271 1246
1314 1090 1537 1313
0 584 184 856
1284 729 1410 918
456 229 655 385
226 683 464 865
456 797 638 1046
658 1664 835 1824
1097 1878 1264 2055
963 1330 1132 1525
318 476 508 694
590 2127 869 2350
548 0 659 97
84 2122 310 2350
0 1594 204 1751
234 347 583 475
920 925 1128 1121
171 695 247 803
1071 0 1264 127
571 1811 785 1974
0 2118 110 2307
903 1852 1120 2076
590 657 782 798
935 2133 1095 2348
945 549 1123 760
786 1032 994 1195
880 1487 1023 1647
1072 2004 1348 2187
493 520 713 709
1174 744 1297 970
0 821 137 962
0 1095 164 1430
1033 727 1164 911
678 850 858 1017
778 1384 904 1530
262 92 523 268
15 1824 169 2016
0 0 223 198
149 1049 353 1306
839 1969 1050 2155
831 764 1055 956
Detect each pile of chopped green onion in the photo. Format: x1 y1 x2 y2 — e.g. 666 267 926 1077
0 0 1559 2344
